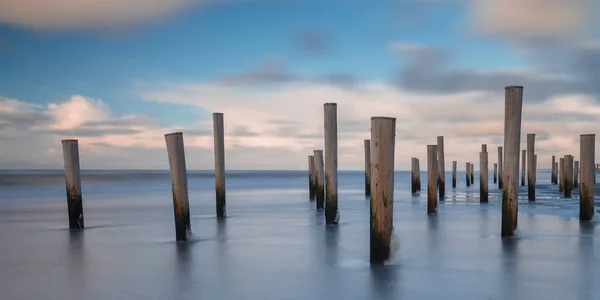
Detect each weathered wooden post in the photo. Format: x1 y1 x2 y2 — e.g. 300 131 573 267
416 158 422 191
213 113 227 218
324 103 339 224
437 136 445 199
534 154 537 184
493 163 498 184
411 157 418 194
470 163 474 184
308 155 316 200
559 157 565 193
364 139 371 197
565 155 574 198
61 139 84 229
480 151 488 203
164 132 191 241
574 160 579 187
521 149 526 186
551 155 556 184
313 150 325 209
427 145 438 215
580 134 595 221
554 162 558 184
452 161 457 188
466 162 471 187
370 117 396 264
527 133 535 201
498 146 504 189
501 86 523 237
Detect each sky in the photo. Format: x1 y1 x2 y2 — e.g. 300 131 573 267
0 0 599 170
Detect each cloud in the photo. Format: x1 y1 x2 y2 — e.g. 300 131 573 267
0 0 222 30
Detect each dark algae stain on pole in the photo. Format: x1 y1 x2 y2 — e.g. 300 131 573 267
369 117 396 264
61 139 84 229
501 86 523 237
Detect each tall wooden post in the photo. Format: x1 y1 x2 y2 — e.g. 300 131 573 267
213 113 226 218
416 159 421 191
565 155 573 198
501 86 523 237
580 134 595 221
498 146 503 189
574 160 579 187
308 155 316 200
364 139 371 197
470 163 474 184
466 162 471 187
480 151 488 203
527 133 535 201
411 157 418 194
324 103 339 224
534 154 537 184
452 161 457 188
427 145 438 215
559 157 565 193
165 132 191 241
313 150 325 209
551 155 556 184
493 163 498 184
521 149 526 186
370 117 396 264
61 139 84 229
437 136 445 199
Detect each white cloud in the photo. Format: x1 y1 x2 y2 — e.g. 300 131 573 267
0 0 223 30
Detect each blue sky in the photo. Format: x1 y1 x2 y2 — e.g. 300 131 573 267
0 0 598 169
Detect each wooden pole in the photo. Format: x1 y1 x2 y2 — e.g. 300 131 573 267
61 139 84 229
437 136 445 199
324 103 339 224
213 113 227 218
364 139 371 197
313 150 325 209
574 160 579 187
521 149 526 186
416 159 421 190
551 155 556 184
527 133 535 201
565 155 573 198
498 146 503 189
466 162 471 187
427 145 438 215
480 151 488 203
470 163 474 184
580 134 595 221
452 161 457 188
370 117 396 264
554 162 558 184
501 86 523 237
165 132 191 241
411 157 418 194
559 157 565 193
534 154 537 184
308 155 316 200
493 163 498 184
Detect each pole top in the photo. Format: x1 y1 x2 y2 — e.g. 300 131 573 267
164 132 183 137
213 112 223 116
505 85 524 89
61 139 78 143
324 102 337 106
370 116 396 121
581 133 596 137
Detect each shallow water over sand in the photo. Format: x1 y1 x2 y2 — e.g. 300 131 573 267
0 170 599 299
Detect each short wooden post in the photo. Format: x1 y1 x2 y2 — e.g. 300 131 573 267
480 151 488 203
559 157 565 192
313 150 325 209
493 163 498 184
452 161 457 188
554 162 558 184
521 149 526 186
427 145 438 215
470 163 474 184
527 133 535 201
466 162 471 187
364 139 371 197
551 155 556 184
534 154 537 184
437 136 445 199
574 160 579 187
324 103 339 224
165 132 191 241
370 117 396 264
416 159 421 190
498 146 503 189
213 113 227 218
580 134 595 221
61 139 84 229
308 155 316 200
501 86 523 237
565 155 573 198
411 157 418 194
